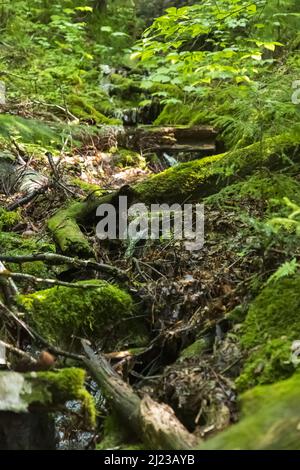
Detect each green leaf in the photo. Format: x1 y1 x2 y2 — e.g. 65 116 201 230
75 6 93 12
101 26 112 33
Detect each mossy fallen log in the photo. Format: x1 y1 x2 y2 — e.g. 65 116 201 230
47 132 300 255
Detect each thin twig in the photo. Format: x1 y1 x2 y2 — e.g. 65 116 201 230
0 252 128 281
0 300 84 362
0 340 38 366
0 270 112 289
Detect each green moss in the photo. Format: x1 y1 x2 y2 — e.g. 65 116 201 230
47 201 93 257
97 412 145 450
71 178 103 196
133 132 300 203
154 101 207 126
0 232 55 279
67 95 120 125
26 368 96 426
0 208 21 231
201 373 300 449
236 338 295 392
110 73 142 100
0 114 59 145
242 275 300 348
17 280 146 349
179 338 210 359
112 148 146 169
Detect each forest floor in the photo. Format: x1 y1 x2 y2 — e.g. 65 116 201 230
1 0 300 451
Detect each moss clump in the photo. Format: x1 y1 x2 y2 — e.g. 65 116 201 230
241 275 300 348
97 413 145 450
112 148 146 169
18 280 146 349
38 368 95 426
0 232 55 279
26 368 96 426
154 101 207 126
0 208 21 231
179 338 210 360
147 82 184 101
201 373 300 450
67 95 120 125
110 74 141 99
71 178 103 196
236 338 295 392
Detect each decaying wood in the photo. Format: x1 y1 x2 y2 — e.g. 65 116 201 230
82 341 198 450
119 125 217 154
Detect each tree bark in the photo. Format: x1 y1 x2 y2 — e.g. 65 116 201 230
82 342 197 450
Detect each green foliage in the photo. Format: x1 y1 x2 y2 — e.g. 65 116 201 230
134 1 292 87
134 1 300 147
266 258 299 285
268 197 300 235
0 1 140 122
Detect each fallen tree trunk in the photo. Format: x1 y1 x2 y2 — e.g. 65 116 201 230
119 125 217 154
82 342 197 450
48 132 300 255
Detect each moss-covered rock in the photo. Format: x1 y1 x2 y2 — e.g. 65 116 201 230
179 338 210 360
236 338 295 392
18 280 147 350
242 275 300 348
67 95 120 125
235 275 300 391
0 208 21 231
201 373 300 450
110 74 142 100
0 368 95 426
71 178 103 196
155 101 206 127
